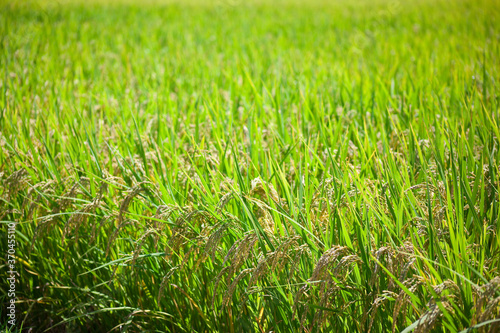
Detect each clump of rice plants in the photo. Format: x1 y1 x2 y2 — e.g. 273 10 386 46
1 0 499 332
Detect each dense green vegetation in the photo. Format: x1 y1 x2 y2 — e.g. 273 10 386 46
1 0 499 331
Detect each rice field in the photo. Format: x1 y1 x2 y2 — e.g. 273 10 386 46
1 0 499 331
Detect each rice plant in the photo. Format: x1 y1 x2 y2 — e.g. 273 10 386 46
1 0 499 332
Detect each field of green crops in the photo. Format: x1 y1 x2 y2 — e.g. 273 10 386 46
1 0 499 331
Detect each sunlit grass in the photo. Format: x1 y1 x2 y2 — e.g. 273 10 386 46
1 0 499 331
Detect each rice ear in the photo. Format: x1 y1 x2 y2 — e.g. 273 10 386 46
131 228 157 267
106 219 138 256
157 267 179 306
222 268 253 308
3 168 29 199
117 182 150 224
212 266 231 308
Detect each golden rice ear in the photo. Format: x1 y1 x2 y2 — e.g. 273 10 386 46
288 244 311 281
414 304 442 333
216 191 234 213
23 179 56 220
371 246 394 287
196 221 231 268
411 280 461 333
180 242 197 269
153 204 180 250
312 252 361 331
3 168 29 200
247 197 275 235
225 233 258 285
30 215 55 253
62 192 103 244
222 268 253 308
164 208 212 261
246 177 283 236
157 266 179 307
247 236 300 288
309 246 350 282
292 246 353 331
473 276 500 330
211 232 258 309
51 180 81 216
131 228 157 268
90 214 114 245
117 181 151 224
106 219 138 257
247 253 267 288
249 177 281 204
212 266 231 309
392 277 426 333
365 290 398 333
